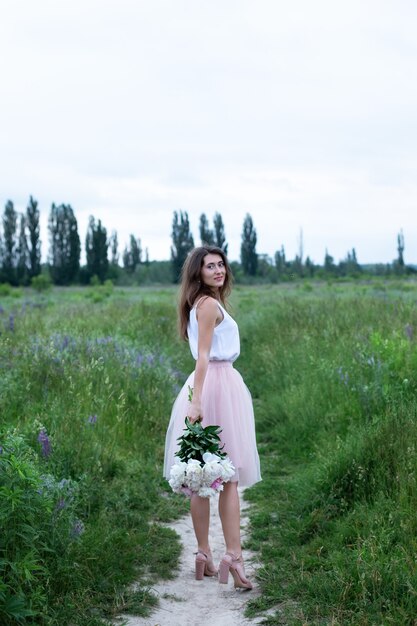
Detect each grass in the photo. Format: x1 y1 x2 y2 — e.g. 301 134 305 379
0 286 190 625
1 279 417 624
235 283 417 625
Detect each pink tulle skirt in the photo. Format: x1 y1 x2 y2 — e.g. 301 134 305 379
163 361 262 487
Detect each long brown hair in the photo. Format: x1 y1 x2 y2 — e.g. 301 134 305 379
178 246 233 340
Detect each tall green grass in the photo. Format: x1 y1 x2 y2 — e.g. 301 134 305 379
2 281 417 624
235 283 417 625
0 288 190 625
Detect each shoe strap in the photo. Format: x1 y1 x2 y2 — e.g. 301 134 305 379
195 550 208 558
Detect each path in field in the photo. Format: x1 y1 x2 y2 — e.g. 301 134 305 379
121 490 267 626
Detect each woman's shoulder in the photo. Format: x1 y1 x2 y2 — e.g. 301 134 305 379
193 295 219 311
193 296 224 322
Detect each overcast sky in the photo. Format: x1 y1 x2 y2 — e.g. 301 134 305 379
1 0 416 264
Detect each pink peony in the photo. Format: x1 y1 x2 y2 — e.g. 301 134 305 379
210 478 223 490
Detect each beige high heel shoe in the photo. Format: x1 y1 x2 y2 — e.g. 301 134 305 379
195 550 218 580
218 552 253 590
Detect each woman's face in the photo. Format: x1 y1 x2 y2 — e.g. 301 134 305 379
200 253 226 290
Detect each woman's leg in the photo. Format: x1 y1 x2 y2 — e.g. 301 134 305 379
218 481 241 554
190 494 210 552
218 481 252 588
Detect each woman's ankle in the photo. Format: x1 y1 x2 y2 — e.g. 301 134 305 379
197 545 211 555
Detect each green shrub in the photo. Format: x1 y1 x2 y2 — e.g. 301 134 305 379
31 274 52 292
0 430 84 624
102 279 114 295
85 279 114 303
0 283 12 296
89 274 101 286
10 288 23 299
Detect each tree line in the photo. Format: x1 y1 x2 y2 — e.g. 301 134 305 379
169 212 410 282
0 197 412 287
0 199 144 286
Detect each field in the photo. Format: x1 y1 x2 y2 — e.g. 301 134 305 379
1 279 417 625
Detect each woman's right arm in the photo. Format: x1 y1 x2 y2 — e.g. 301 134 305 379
187 298 220 424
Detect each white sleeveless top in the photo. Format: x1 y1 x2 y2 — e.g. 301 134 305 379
188 301 240 362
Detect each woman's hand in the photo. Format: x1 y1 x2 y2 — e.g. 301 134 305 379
187 401 203 424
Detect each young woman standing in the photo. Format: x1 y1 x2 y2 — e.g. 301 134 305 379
163 246 261 590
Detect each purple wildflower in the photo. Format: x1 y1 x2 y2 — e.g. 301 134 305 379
71 519 85 538
337 367 349 386
405 324 413 341
56 498 66 511
87 414 97 424
39 475 55 491
8 314 14 332
0 305 4 314
37 429 51 457
96 336 113 345
0 445 3 454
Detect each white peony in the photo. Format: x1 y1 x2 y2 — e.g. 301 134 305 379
198 486 216 498
185 459 204 492
202 452 221 464
170 459 187 475
203 461 222 485
219 457 235 481
168 478 182 493
168 460 187 492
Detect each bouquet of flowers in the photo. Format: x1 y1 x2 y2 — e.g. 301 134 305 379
168 387 235 498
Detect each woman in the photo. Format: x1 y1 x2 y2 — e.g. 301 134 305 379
163 246 261 590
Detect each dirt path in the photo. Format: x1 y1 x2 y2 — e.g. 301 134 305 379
120 490 265 626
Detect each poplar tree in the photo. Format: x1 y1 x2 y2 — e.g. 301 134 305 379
305 256 314 277
48 203 81 285
16 214 29 285
240 213 258 276
395 229 405 274
199 213 215 246
275 245 286 279
123 235 142 273
324 249 336 275
171 210 194 283
26 196 41 279
213 212 228 254
85 216 109 282
344 248 361 276
2 200 18 285
109 230 119 266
